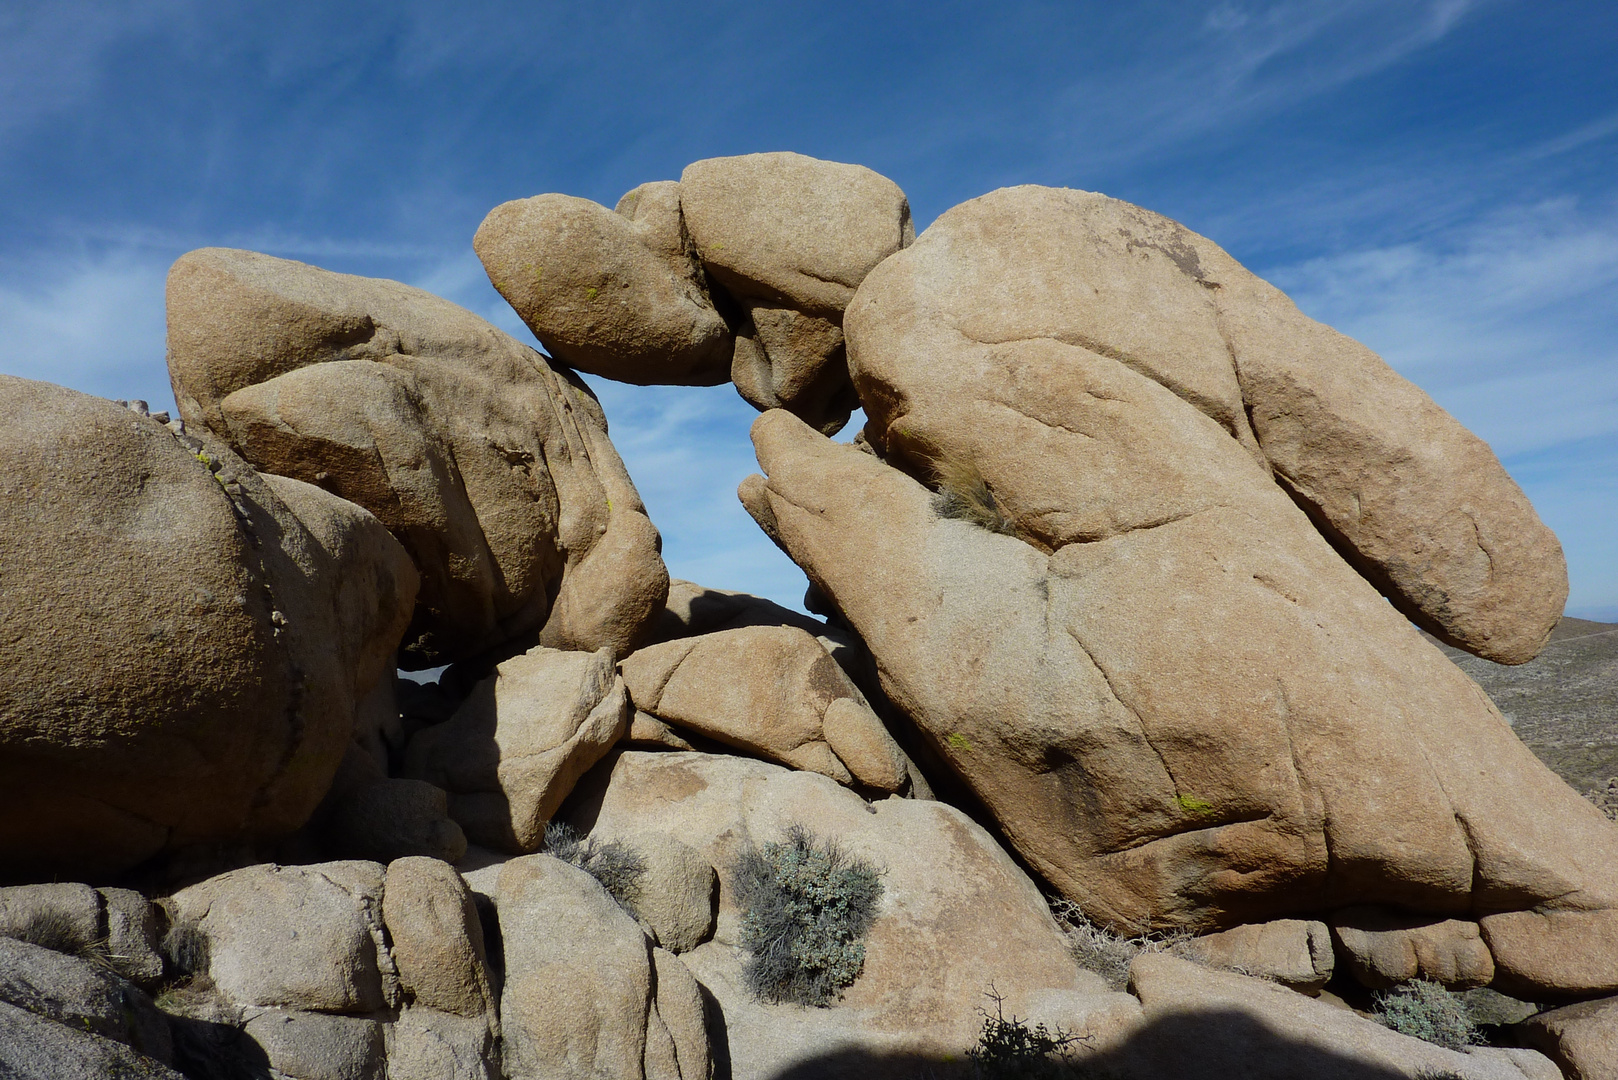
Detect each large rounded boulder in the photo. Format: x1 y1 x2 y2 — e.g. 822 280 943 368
0 377 417 880
166 248 669 667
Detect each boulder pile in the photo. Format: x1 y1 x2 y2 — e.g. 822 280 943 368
1 152 1609 1079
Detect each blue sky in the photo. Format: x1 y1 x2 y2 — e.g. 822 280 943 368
3 0 1614 620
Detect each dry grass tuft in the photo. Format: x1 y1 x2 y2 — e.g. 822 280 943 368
930 454 1020 537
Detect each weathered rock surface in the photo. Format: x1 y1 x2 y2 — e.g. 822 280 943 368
680 152 912 319
678 152 914 433
475 186 733 386
495 853 711 1080
562 750 1109 1074
1331 907 1495 990
387 1007 500 1080
381 857 495 1021
740 407 1618 994
166 247 668 667
169 861 392 1014
845 185 1565 665
620 625 908 791
240 1007 386 1079
1124 954 1556 1080
614 833 717 954
1176 919 1334 993
0 1001 186 1080
0 937 172 1063
405 646 630 852
0 377 418 879
1517 994 1618 1080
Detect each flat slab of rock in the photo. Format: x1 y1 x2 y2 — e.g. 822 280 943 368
1331 907 1494 989
167 247 667 667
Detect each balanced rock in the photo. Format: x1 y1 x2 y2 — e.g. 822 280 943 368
475 183 733 386
681 151 914 433
844 185 1564 665
166 247 668 668
404 646 631 852
562 750 1133 1076
620 625 910 791
0 377 417 879
740 407 1618 995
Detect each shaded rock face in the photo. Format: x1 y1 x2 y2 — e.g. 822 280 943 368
844 185 1565 666
166 247 668 669
740 408 1618 994
404 646 631 853
0 377 418 880
476 152 913 436
562 750 1117 1075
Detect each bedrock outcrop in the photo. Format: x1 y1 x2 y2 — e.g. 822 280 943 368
166 247 668 668
0 377 417 880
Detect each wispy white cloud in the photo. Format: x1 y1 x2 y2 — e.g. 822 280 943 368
1268 195 1618 609
1268 196 1618 455
0 248 172 408
1522 108 1618 161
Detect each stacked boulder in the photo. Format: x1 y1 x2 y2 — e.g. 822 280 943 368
475 151 913 434
1 151 1613 1078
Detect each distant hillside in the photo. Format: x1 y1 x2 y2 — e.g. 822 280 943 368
1435 617 1618 795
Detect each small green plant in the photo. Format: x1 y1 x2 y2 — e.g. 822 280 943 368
544 821 647 913
732 825 884 1006
970 986 1087 1079
931 455 1019 537
1372 980 1480 1051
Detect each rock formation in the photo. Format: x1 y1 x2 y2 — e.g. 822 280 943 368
477 151 913 434
167 247 668 668
2 155 1612 1079
0 378 417 880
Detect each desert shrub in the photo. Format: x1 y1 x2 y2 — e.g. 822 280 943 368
970 987 1087 1079
931 455 1019 537
544 821 646 912
1372 980 1480 1051
1048 898 1181 992
732 825 883 1006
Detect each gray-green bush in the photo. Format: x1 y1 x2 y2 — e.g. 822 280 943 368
732 825 883 1006
1372 980 1480 1051
544 822 647 913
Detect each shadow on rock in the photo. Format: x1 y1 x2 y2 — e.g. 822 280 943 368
168 1015 274 1080
763 1008 1445 1080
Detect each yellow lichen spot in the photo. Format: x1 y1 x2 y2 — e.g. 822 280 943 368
1174 793 1214 815
946 732 971 752
586 286 599 300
